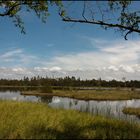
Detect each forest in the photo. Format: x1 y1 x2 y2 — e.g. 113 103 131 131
0 76 139 88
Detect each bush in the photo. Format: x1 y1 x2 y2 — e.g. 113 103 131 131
131 87 135 91
40 85 53 93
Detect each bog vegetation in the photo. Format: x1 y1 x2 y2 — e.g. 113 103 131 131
23 89 140 101
0 100 140 139
123 107 140 118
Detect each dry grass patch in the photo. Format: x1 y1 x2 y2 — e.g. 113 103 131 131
123 107 140 118
22 89 140 100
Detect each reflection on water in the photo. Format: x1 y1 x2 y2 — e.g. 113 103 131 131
0 91 40 102
40 96 53 104
0 91 140 122
48 96 140 122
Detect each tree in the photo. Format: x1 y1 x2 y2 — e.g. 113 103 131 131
60 0 140 40
122 77 126 87
0 1 140 40
0 0 62 33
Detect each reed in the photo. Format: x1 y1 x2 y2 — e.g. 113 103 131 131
123 107 140 118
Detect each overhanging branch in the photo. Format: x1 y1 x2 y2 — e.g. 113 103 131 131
62 17 140 38
0 3 21 17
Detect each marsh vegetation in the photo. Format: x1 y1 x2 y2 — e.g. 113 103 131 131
0 76 140 139
0 100 140 139
123 107 140 118
23 89 140 101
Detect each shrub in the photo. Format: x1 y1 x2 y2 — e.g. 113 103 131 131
131 87 135 91
40 85 53 93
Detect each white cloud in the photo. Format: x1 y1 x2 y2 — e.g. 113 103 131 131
108 66 118 71
101 41 140 65
34 67 48 72
1 49 22 58
45 39 140 71
0 39 140 80
46 52 110 70
0 48 40 67
0 65 140 80
12 68 24 72
49 66 62 71
118 65 135 73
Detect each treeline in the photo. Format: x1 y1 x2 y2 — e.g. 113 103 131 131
0 76 140 88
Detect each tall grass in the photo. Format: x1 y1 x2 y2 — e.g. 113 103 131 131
0 100 140 139
123 107 140 118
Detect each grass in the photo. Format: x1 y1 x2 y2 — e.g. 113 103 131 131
22 89 140 101
123 107 140 118
0 100 140 139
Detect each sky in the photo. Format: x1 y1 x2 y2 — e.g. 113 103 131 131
0 1 140 80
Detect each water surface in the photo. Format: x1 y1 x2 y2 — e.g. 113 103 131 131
0 91 140 122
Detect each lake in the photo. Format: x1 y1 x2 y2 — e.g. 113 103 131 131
0 91 140 122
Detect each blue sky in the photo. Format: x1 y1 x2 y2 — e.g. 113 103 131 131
0 1 140 80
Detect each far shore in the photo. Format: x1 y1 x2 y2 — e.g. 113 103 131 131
0 86 140 90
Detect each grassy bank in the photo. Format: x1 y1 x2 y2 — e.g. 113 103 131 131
22 89 140 100
0 100 140 139
123 107 140 118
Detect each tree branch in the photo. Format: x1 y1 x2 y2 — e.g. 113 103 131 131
82 1 87 21
124 30 133 40
0 3 21 17
62 17 140 34
0 1 41 17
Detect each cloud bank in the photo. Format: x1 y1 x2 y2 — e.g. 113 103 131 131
0 39 140 80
